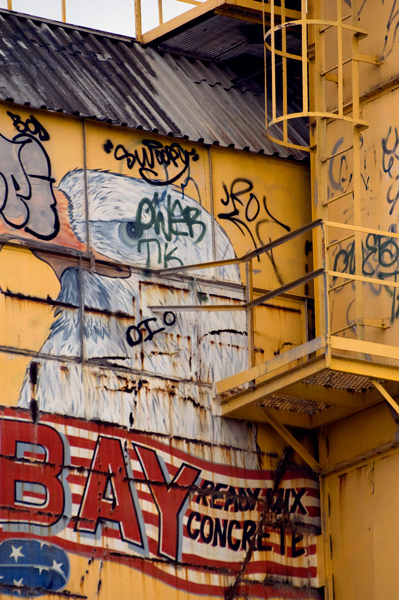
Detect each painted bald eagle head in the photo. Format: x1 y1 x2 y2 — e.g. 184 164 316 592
18 169 248 440
58 169 239 280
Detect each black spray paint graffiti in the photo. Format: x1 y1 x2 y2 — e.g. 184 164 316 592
333 233 399 321
382 126 399 216
217 178 290 283
327 137 353 200
345 0 399 57
134 191 206 268
0 112 59 240
7 111 50 142
343 0 368 17
126 311 176 347
382 0 399 57
327 136 373 207
103 138 199 186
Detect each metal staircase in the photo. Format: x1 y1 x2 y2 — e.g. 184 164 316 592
146 0 399 473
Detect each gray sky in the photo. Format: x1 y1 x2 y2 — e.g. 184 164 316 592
0 0 198 36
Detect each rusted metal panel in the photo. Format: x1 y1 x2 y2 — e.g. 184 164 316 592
0 99 318 599
0 408 322 598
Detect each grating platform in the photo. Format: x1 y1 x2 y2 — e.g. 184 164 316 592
217 336 399 429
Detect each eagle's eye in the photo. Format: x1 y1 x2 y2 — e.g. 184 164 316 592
119 221 139 246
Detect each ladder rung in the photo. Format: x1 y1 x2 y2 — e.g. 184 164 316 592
326 232 355 249
322 145 353 162
329 278 354 293
321 56 351 76
323 189 354 206
325 73 338 83
331 321 356 335
319 14 352 33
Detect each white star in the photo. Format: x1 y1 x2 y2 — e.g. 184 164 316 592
35 566 49 575
13 578 23 588
9 546 24 563
39 541 51 549
51 560 64 575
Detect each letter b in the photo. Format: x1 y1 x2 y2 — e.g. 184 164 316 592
0 419 66 528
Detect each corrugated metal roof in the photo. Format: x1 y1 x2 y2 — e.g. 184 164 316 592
0 9 308 159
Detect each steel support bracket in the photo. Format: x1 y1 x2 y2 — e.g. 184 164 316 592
353 53 384 66
258 408 322 473
373 380 399 416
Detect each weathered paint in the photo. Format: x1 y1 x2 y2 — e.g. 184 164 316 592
0 103 316 599
304 1 399 598
0 409 321 598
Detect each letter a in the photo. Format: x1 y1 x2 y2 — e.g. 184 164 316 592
76 436 146 552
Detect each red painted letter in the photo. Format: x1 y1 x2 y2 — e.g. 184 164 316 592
0 418 66 527
76 436 146 551
134 444 201 560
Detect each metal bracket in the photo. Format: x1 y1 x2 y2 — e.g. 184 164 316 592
373 380 399 416
259 408 321 473
358 316 390 330
353 53 384 66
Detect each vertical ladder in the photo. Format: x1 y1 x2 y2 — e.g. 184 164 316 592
264 0 382 345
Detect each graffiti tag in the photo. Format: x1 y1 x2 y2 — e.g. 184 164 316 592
382 126 399 215
126 311 176 347
7 111 50 141
0 113 59 240
131 192 206 268
103 138 199 186
333 233 399 321
218 178 290 250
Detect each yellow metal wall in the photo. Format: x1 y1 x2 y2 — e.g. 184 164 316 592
313 1 399 598
0 104 319 599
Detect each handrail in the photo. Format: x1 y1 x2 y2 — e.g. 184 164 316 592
135 0 202 39
149 267 324 312
156 218 323 275
149 218 399 372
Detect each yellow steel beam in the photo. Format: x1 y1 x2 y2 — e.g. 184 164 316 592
220 355 329 416
326 219 399 241
230 0 300 18
372 381 399 416
257 408 321 472
329 355 399 383
135 0 143 41
225 382 391 430
328 268 399 292
353 53 384 65
221 364 389 423
269 112 368 128
224 403 312 428
158 0 163 25
217 336 326 395
214 8 264 25
330 336 399 363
